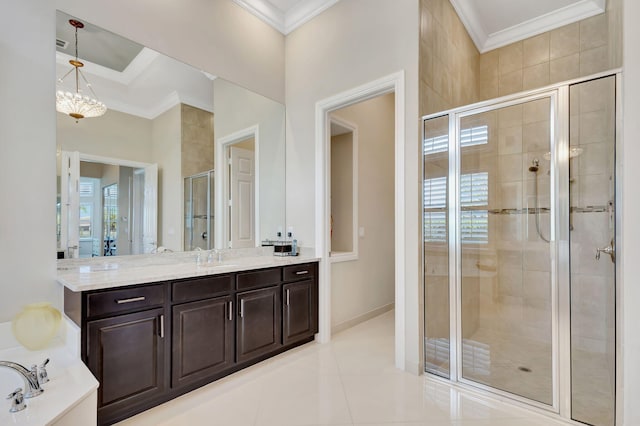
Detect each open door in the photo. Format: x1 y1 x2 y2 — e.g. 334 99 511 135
61 150 80 258
142 163 158 253
229 146 255 248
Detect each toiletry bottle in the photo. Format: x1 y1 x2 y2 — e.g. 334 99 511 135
292 239 298 256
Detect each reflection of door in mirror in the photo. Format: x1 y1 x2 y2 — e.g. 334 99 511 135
59 151 158 258
229 144 255 248
102 183 118 256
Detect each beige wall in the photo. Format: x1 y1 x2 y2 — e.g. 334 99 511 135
330 132 354 253
478 0 622 100
181 105 214 178
57 109 153 164
151 105 182 251
419 0 480 116
55 0 285 102
330 94 396 330
285 0 421 371
0 2 57 322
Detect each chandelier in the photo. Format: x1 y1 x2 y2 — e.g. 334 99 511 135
56 19 107 121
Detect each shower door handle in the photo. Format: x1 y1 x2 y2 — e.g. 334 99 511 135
596 240 615 263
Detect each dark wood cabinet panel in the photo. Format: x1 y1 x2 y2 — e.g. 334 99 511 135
172 275 234 303
87 308 166 417
283 279 317 345
236 268 281 291
236 286 282 363
283 263 315 282
172 296 234 388
87 284 165 318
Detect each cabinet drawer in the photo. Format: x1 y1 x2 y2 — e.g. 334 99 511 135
236 268 281 291
172 275 234 303
87 284 165 318
283 263 315 282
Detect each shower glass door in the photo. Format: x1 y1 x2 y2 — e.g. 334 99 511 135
569 76 616 426
457 95 555 406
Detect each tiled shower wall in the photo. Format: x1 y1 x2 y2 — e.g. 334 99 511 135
181 104 214 178
419 0 480 116
478 0 622 100
419 0 622 115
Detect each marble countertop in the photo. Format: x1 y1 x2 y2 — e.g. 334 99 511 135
57 248 319 292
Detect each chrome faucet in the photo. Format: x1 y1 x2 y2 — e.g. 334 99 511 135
207 249 222 264
0 361 43 398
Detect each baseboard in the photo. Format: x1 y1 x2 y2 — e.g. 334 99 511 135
332 302 394 335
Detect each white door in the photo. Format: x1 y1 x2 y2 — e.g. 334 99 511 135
142 163 158 253
229 146 255 248
61 150 80 258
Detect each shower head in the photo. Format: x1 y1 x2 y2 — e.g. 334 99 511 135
528 159 540 172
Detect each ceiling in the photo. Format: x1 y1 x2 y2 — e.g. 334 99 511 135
235 0 606 52
56 11 214 120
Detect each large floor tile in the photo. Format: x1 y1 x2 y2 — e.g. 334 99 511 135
254 372 352 426
341 374 453 424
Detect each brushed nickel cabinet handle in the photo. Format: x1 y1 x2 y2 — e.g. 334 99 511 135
116 296 146 304
228 301 233 321
286 289 290 306
159 314 164 339
295 270 309 275
239 299 244 318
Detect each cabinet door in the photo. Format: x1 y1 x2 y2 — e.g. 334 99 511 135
236 286 281 363
283 279 317 345
87 308 166 414
172 295 234 388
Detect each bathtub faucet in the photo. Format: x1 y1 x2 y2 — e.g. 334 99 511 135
0 360 43 398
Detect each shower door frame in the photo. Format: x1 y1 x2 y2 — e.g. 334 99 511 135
422 70 621 422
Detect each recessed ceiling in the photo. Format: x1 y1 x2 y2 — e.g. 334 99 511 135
56 12 144 72
232 0 340 34
450 0 606 53
56 11 214 120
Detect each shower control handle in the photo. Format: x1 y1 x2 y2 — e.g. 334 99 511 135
596 240 615 263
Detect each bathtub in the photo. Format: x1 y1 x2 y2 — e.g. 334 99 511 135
0 317 98 425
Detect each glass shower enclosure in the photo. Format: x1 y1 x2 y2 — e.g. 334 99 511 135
423 74 618 426
184 170 214 251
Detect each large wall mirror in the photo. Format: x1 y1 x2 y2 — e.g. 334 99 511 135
55 10 285 258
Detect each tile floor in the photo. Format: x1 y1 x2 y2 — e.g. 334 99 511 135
117 311 571 426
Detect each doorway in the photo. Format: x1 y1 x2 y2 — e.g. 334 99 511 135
59 151 158 258
315 71 406 370
215 126 259 249
328 93 396 334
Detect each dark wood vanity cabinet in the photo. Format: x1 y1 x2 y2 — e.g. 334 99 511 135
282 263 318 345
64 261 318 425
171 295 234 388
170 274 235 389
87 307 167 419
236 285 282 363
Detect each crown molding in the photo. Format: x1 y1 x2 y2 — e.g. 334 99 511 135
451 0 606 53
232 0 339 35
233 0 286 33
284 0 340 34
